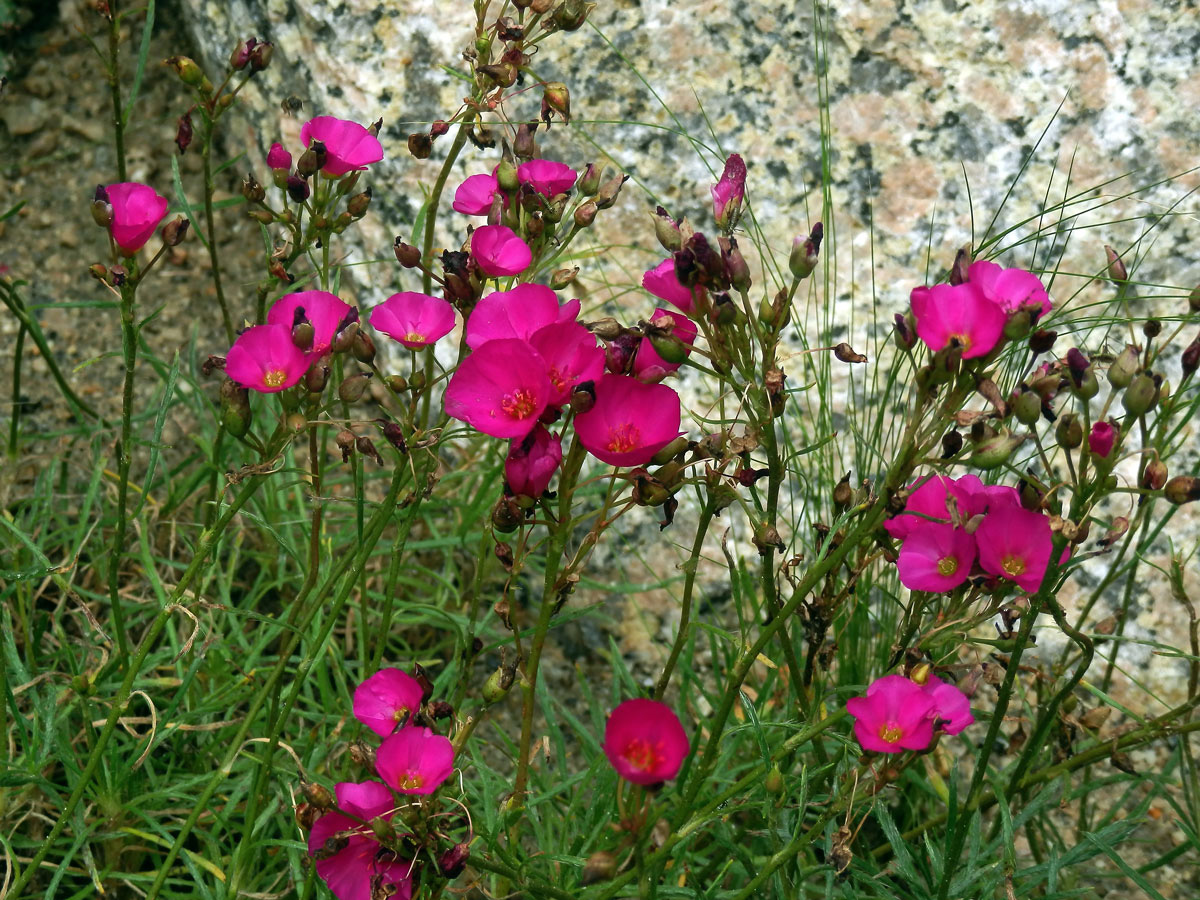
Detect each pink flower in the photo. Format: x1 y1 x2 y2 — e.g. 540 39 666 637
642 257 698 316
517 159 577 196
105 182 169 255
308 781 412 900
575 374 682 467
300 116 384 177
453 173 500 215
225 324 310 393
634 308 698 377
505 424 563 498
885 475 961 540
376 727 455 796
955 475 1021 517
968 260 1051 318
602 698 690 785
353 668 425 737
711 153 746 230
922 679 974 736
845 674 936 753
529 320 605 407
465 284 563 350
896 522 977 592
910 282 1006 359
471 225 532 277
444 339 552 439
369 292 456 349
1088 420 1117 459
975 505 1053 593
267 290 354 358
267 142 292 170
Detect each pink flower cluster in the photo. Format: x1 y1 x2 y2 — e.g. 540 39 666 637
98 182 170 256
846 673 974 753
307 668 455 900
910 261 1051 359
444 282 683 477
887 474 1054 594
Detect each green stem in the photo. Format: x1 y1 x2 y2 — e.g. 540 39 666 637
107 3 127 183
106 279 139 663
653 498 715 699
202 120 234 342
6 475 268 897
8 322 25 458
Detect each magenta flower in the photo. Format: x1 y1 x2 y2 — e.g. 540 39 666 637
376 727 455 796
711 153 747 230
444 339 552 438
643 257 698 316
225 324 310 393
308 781 412 900
267 290 354 358
300 116 384 177
910 282 1006 359
517 159 578 196
353 668 425 737
505 424 563 498
465 284 563 350
968 260 1052 318
885 475 961 540
845 674 936 753
955 475 1022 517
369 292 456 349
922 679 974 736
634 308 699 377
1088 420 1117 459
896 523 977 592
575 375 682 467
602 698 690 786
105 182 169 255
452 172 500 215
975 505 1053 593
471 225 532 277
267 142 292 170
529 320 605 407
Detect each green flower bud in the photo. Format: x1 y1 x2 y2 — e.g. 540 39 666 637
1107 344 1139 389
1013 390 1042 426
1055 413 1083 449
969 432 1025 470
1164 476 1200 505
219 379 252 438
1122 373 1158 416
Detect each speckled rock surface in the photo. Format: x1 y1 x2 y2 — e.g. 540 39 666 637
172 0 1200 707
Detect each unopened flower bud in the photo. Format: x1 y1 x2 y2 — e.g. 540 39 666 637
578 162 604 195
346 189 371 218
1122 373 1158 416
605 334 639 375
594 172 629 209
219 379 252 438
338 372 372 403
286 174 310 203
305 364 329 393
541 81 570 123
164 55 206 87
574 200 598 228
491 496 522 533
949 246 970 286
1104 245 1127 283
407 132 433 159
1108 344 1140 388
1013 390 1042 426
162 216 189 247
764 764 784 794
1182 335 1200 376
570 381 596 415
970 432 1025 470
549 268 578 290
248 40 273 71
331 319 360 353
90 185 112 227
1003 308 1032 341
513 123 538 160
175 113 193 154
439 843 471 878
1028 329 1057 354
351 330 376 365
287 414 307 435
385 374 408 394
893 312 916 351
1142 458 1168 491
552 0 594 31
1164 476 1200 505
1055 413 1083 449
651 436 689 465
88 263 108 282
393 237 422 268
723 238 752 293
296 142 326 178
788 223 822 279
230 37 256 70
248 209 275 224
1189 284 1200 313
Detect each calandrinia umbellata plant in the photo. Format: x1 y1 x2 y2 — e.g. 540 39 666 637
2 1 1199 898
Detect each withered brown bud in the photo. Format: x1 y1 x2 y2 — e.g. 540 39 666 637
439 843 471 878
175 113 193 154
949 246 971 286
347 189 372 218
594 172 629 209
355 436 383 465
338 372 372 403
1142 458 1168 491
550 267 578 289
393 237 422 268
580 851 618 886
335 429 356 462
162 216 189 247
491 496 523 533
1104 245 1128 283
941 430 963 458
407 132 433 159
833 472 853 509
833 342 867 364
1182 335 1200 376
248 40 273 72
300 781 334 810
1028 329 1058 354
286 174 310 203
380 421 407 454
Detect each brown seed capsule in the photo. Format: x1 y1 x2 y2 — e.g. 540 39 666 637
1142 458 1167 491
1164 476 1200 505
407 132 433 159
580 851 618 886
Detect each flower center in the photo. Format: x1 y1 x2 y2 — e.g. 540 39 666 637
1001 554 1026 577
404 331 426 344
878 722 903 744
936 556 958 577
399 772 424 791
606 422 641 454
262 367 288 388
500 388 538 420
548 366 568 394
948 332 972 351
622 737 664 772
391 704 411 723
